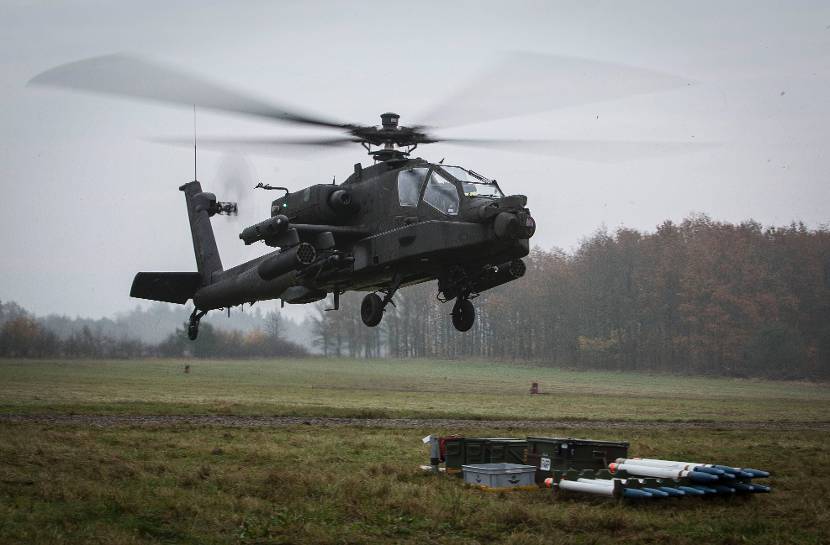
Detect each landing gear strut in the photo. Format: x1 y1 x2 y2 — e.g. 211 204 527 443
451 297 475 332
187 309 206 340
360 273 402 327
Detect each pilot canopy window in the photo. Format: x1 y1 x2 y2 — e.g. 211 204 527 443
423 170 460 215
442 166 503 199
397 168 428 207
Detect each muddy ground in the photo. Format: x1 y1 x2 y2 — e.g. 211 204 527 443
1 414 826 430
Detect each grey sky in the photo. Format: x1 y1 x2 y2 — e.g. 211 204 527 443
1 0 828 320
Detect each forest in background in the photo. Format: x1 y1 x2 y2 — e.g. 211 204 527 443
312 215 830 380
0 300 309 359
2 215 829 379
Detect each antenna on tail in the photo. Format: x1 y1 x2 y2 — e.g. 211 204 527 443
193 104 198 181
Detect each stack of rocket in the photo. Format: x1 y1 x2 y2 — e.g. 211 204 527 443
609 457 770 496
608 458 770 497
552 457 770 499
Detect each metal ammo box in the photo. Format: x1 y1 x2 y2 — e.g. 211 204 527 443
444 437 528 471
526 437 629 482
462 462 536 489
442 437 466 471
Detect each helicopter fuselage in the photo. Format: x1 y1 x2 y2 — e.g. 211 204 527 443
131 156 535 336
29 53 693 339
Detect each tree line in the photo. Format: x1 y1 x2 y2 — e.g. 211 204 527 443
3 215 828 378
311 215 830 379
0 302 306 359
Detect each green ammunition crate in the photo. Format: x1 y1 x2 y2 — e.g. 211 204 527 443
526 437 629 480
485 439 527 464
443 437 528 470
443 437 466 471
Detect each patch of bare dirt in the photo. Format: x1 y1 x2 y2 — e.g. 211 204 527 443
0 414 827 431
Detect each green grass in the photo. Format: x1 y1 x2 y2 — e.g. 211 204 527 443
0 358 828 422
1 423 827 545
1 357 828 544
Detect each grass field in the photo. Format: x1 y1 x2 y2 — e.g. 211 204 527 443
1 358 828 422
1 358 829 544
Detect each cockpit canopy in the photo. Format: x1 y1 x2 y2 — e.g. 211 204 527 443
396 165 504 216
440 166 503 199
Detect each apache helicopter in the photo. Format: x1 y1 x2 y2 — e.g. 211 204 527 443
29 54 698 339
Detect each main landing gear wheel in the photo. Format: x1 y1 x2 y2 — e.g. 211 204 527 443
451 298 475 332
360 274 402 327
361 293 384 327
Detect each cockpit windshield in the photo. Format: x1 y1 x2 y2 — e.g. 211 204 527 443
440 165 504 199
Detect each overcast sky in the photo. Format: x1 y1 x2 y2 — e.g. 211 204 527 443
1 0 828 320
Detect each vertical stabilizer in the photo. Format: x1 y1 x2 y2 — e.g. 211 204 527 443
179 181 223 284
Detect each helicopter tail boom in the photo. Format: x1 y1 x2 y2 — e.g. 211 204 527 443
180 181 223 284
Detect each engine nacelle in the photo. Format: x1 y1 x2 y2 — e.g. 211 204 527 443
271 184 359 224
328 189 357 214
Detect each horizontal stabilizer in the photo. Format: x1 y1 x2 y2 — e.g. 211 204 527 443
130 272 202 304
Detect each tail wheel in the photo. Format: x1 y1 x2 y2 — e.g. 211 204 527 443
451 298 475 332
360 293 384 327
187 322 199 340
187 309 206 341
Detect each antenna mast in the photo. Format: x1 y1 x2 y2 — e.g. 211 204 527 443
193 104 197 181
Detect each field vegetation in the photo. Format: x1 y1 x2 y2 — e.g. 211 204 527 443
1 423 828 544
1 358 828 422
1 358 828 544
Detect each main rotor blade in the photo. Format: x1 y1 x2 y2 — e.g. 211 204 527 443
151 135 358 152
438 137 714 163
29 54 352 129
416 52 693 129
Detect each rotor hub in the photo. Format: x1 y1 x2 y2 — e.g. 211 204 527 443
347 112 435 162
380 112 400 129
